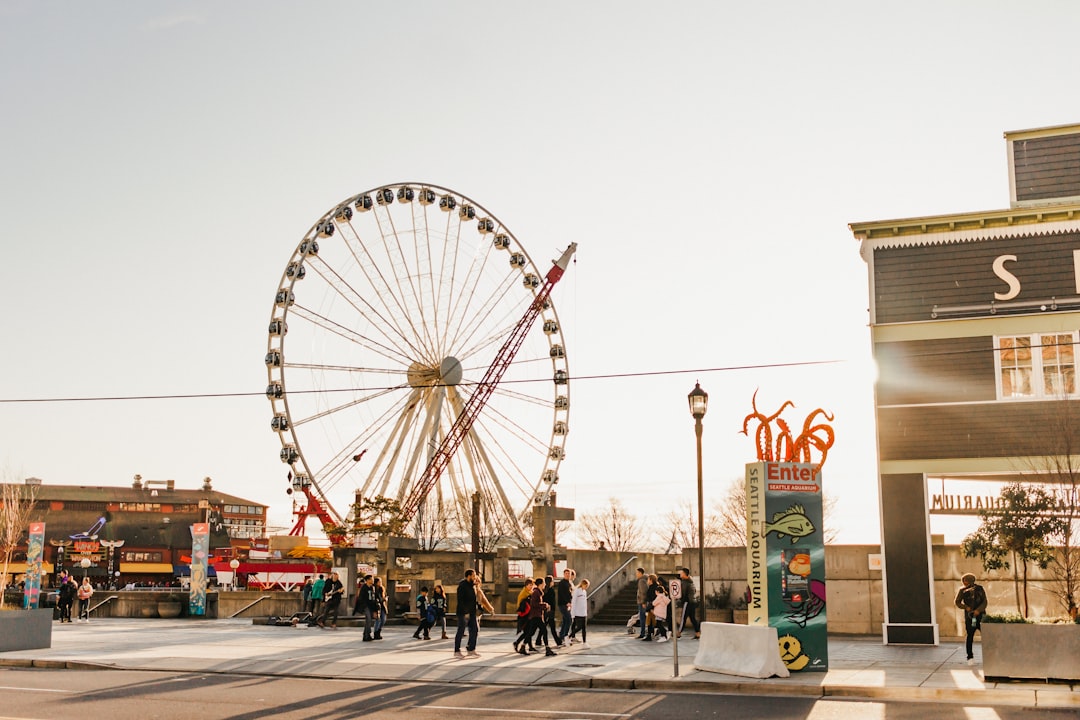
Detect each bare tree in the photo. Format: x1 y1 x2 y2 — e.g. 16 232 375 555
1024 397 1080 616
575 497 647 552
1 481 38 609
658 499 725 552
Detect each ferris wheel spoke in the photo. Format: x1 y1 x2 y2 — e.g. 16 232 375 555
448 279 524 365
355 386 425 499
490 384 557 409
374 200 438 358
440 218 501 354
285 362 401 376
290 304 410 368
289 385 402 428
338 221 431 360
304 255 422 361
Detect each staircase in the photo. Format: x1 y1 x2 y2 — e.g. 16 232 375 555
590 580 640 626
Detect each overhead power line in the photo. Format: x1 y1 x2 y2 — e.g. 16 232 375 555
0 359 844 404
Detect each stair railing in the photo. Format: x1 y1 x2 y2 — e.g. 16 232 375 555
587 554 638 600
229 594 272 618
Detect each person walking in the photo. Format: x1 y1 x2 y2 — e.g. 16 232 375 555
372 576 387 640
432 584 449 640
543 574 562 647
453 569 480 659
57 576 76 623
556 568 574 644
316 571 344 629
954 572 987 665
358 574 379 642
651 579 671 643
526 577 555 656
309 573 325 616
301 577 313 613
513 578 537 654
634 567 648 639
77 577 94 622
641 573 659 640
413 586 434 640
676 567 702 639
569 578 590 646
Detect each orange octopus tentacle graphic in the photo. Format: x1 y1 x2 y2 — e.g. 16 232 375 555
742 392 835 469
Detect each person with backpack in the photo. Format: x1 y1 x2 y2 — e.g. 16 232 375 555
954 572 987 665
512 578 536 654
413 586 434 640
432 584 448 640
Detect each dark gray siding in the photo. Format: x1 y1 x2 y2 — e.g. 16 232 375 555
878 400 1080 461
873 231 1080 324
1013 133 1080 203
876 337 996 405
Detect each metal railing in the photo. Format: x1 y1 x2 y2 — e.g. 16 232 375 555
587 555 638 600
229 595 272 618
89 595 119 615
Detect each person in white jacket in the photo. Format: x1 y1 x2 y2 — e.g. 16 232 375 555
569 579 590 646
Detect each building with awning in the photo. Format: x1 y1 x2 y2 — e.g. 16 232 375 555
7 475 268 588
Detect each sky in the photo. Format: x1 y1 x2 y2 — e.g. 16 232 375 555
3 1 1079 547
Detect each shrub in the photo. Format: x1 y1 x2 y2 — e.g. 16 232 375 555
982 612 1030 624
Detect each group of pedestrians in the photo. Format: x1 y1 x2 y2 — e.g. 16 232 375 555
512 568 589 657
54 574 95 623
634 566 702 642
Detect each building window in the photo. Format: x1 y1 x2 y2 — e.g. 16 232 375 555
997 333 1077 399
122 551 163 563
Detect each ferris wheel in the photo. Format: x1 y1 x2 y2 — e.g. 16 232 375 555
265 183 571 543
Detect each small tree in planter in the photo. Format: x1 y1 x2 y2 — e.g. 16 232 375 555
1 480 38 609
962 482 1065 618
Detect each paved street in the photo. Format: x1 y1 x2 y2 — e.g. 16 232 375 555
2 668 1079 720
1 618 1078 711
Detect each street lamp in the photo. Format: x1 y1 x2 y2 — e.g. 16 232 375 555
80 557 91 583
688 381 708 623
229 559 240 591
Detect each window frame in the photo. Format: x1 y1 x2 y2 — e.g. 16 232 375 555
995 331 1079 400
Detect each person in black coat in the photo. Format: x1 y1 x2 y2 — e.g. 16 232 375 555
453 569 479 658
556 569 574 643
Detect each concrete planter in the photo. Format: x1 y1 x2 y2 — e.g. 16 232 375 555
982 622 1080 681
157 602 182 618
0 608 53 652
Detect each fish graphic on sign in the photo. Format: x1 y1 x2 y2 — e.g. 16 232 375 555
762 503 815 543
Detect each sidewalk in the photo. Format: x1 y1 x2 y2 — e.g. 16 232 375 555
1 619 1077 708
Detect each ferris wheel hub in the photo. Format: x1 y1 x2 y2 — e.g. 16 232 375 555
406 356 463 388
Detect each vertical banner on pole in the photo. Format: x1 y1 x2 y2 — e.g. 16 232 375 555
189 522 209 616
23 522 45 610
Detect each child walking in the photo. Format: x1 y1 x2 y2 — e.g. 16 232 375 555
569 578 589 646
651 582 671 643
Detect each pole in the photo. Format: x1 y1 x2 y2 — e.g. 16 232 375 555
696 415 706 623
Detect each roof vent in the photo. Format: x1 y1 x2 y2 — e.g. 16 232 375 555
202 476 213 492
132 474 143 490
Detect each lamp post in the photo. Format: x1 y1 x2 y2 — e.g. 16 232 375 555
229 558 240 591
688 381 708 623
80 557 91 583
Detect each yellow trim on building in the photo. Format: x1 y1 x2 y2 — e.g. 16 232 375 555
119 562 174 573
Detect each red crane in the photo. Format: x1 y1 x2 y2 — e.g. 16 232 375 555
398 242 578 524
288 475 347 545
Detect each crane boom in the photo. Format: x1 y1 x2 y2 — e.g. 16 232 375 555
398 242 577 524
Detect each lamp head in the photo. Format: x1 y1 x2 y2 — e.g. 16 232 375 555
688 381 708 420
